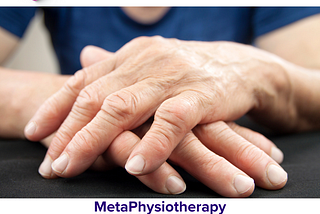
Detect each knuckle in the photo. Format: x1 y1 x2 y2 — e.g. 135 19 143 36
108 131 138 162
101 89 138 123
130 36 169 58
64 68 88 96
155 111 185 137
132 36 150 43
199 152 226 172
56 125 75 143
74 83 102 115
48 134 70 158
144 118 192 160
37 95 62 121
143 130 173 157
71 127 101 158
149 35 166 44
134 35 164 44
156 99 195 133
235 143 265 170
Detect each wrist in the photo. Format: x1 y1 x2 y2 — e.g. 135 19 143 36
0 68 68 138
246 49 297 132
248 50 320 132
287 65 320 131
0 69 23 138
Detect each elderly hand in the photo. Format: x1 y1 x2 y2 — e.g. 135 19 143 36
90 120 286 197
25 37 288 196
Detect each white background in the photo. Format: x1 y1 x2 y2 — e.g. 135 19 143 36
1 198 320 214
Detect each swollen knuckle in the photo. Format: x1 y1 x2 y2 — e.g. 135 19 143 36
102 90 137 121
156 100 194 132
72 127 100 157
156 111 185 136
75 84 101 112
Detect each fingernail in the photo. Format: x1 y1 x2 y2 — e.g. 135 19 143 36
234 175 254 195
166 176 186 194
25 122 37 137
271 147 284 164
125 155 145 174
52 153 69 174
267 164 287 186
39 155 54 178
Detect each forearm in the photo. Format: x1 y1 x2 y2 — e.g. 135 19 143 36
0 68 28 138
0 67 68 138
289 65 320 131
248 55 320 133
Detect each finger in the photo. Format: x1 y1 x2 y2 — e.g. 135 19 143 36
170 131 255 197
38 75 125 178
227 122 284 163
193 121 287 190
125 92 204 176
80 45 114 68
89 120 152 170
25 53 117 142
46 80 168 178
102 130 186 194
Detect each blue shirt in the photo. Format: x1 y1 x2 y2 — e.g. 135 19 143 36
0 7 319 75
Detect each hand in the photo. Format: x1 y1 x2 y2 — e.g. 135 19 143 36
92 120 286 197
25 37 288 195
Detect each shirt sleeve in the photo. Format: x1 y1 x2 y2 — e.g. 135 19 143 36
0 7 37 38
252 7 320 39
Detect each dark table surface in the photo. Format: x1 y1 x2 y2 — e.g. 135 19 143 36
1 120 320 198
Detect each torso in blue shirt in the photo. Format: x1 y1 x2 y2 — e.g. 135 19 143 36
45 7 254 74
0 7 319 74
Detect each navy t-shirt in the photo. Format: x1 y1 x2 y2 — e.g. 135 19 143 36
0 7 319 75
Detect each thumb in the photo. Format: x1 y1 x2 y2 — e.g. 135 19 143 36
80 45 114 67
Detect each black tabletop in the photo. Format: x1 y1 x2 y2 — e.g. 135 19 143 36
1 124 320 198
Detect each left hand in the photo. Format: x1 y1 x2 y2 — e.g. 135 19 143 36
25 37 288 191
89 120 286 197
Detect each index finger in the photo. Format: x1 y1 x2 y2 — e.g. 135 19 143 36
24 55 117 142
